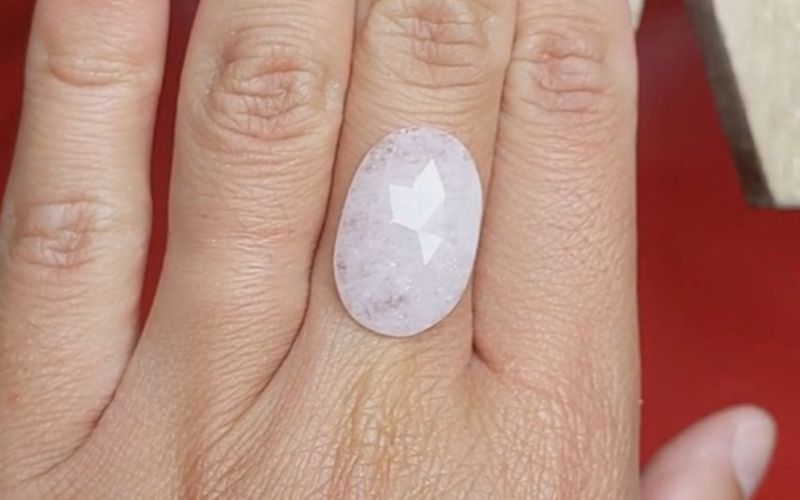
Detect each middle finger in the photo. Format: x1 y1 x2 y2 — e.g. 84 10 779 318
136 0 354 412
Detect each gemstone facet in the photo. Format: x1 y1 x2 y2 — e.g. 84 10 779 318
333 127 483 337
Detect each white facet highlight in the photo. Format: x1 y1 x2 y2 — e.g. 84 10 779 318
389 159 446 264
417 231 444 265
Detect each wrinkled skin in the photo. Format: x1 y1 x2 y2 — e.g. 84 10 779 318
0 0 773 499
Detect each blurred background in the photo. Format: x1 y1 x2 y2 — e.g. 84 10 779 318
1 0 797 497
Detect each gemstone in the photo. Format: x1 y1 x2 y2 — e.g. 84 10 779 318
333 127 483 337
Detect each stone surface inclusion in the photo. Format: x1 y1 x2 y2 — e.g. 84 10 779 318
333 127 483 337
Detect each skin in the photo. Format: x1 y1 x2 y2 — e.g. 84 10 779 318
0 0 776 498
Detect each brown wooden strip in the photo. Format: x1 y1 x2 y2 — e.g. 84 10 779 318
685 0 800 208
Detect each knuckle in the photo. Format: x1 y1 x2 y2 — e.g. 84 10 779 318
42 52 151 91
35 34 160 92
3 197 126 275
508 12 625 130
198 34 336 152
364 0 500 90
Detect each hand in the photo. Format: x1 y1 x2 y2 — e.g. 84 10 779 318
0 0 775 498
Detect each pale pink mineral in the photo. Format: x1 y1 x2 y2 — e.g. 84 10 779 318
333 127 483 337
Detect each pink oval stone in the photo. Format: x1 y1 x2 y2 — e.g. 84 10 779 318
333 127 483 337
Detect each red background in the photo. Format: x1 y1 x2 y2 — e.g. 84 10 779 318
1 0 797 497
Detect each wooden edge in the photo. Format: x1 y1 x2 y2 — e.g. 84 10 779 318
682 0 779 208
631 0 645 29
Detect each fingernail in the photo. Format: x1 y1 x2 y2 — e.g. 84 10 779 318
334 127 483 337
731 413 777 498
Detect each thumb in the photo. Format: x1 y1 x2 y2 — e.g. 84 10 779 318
642 406 777 500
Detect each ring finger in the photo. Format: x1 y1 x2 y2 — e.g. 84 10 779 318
298 0 517 381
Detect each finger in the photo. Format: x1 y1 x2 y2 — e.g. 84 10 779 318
642 406 777 500
0 0 167 480
299 0 517 378
133 0 355 414
474 0 639 386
